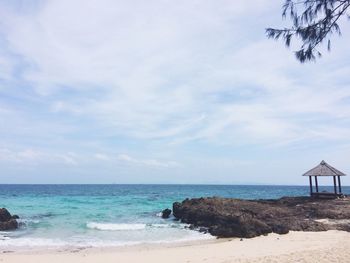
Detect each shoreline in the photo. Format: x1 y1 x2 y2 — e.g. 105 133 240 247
0 233 216 254
1 236 221 255
1 230 350 262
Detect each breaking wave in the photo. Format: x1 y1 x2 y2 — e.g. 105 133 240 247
86 222 147 231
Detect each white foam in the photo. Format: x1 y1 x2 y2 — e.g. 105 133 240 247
0 235 148 249
0 230 214 250
0 237 68 248
86 222 188 231
0 233 10 241
86 222 146 231
0 233 213 249
150 223 183 228
150 224 169 228
0 222 213 251
18 218 40 224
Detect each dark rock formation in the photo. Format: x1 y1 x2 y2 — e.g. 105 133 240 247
0 208 19 231
0 208 12 222
161 208 172 219
172 196 350 238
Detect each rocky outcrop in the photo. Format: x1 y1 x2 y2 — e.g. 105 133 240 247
161 208 172 219
0 208 19 231
172 196 350 238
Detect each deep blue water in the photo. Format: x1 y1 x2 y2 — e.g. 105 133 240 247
1 184 349 250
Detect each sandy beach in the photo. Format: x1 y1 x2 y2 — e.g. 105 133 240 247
1 230 350 263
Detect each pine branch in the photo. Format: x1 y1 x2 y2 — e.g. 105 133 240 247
266 0 350 62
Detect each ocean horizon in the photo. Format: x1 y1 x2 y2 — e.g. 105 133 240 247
1 184 349 250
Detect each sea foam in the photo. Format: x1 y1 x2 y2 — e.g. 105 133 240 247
86 222 146 231
0 233 10 241
0 237 68 248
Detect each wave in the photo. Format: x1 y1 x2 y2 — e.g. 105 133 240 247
0 225 214 250
18 218 40 224
0 237 68 248
31 212 57 219
86 222 146 231
150 223 183 228
0 233 213 249
0 233 10 241
86 222 188 231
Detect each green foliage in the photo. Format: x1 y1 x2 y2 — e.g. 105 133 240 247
266 0 350 62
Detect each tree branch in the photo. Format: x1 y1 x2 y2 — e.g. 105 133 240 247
266 0 350 62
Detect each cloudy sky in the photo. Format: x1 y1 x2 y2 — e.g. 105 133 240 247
0 0 349 184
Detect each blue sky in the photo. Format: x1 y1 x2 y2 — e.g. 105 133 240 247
0 0 350 184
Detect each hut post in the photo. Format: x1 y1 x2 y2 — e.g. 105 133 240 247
333 176 337 195
309 176 313 195
338 176 342 194
315 176 319 193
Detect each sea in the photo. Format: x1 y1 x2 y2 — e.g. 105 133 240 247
1 184 349 250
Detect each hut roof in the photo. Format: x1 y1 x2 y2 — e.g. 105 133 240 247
303 160 346 177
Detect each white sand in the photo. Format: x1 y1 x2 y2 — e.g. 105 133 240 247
1 230 350 263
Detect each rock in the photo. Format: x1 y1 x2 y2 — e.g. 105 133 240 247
189 225 195 230
161 208 172 219
198 227 208 233
172 196 350 238
0 208 12 222
0 208 19 231
0 219 18 231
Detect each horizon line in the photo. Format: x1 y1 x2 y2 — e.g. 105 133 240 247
1 183 348 187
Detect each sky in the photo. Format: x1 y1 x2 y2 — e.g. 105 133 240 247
0 0 349 185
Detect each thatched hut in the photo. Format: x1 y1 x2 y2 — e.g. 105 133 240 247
303 160 346 198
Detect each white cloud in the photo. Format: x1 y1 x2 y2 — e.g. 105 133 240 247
0 147 178 169
57 152 79 165
94 153 111 161
0 148 79 165
117 154 133 162
117 153 179 168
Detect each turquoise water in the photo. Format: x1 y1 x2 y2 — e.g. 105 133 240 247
1 184 349 250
